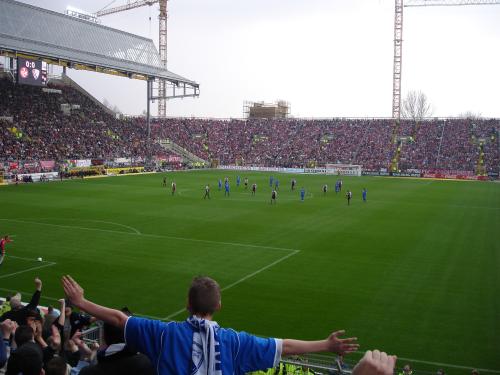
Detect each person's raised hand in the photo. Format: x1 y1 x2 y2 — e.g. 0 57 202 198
0 319 17 339
326 330 359 355
61 275 85 307
352 350 397 375
34 277 42 291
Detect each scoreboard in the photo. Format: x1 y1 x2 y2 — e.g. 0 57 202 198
17 57 47 86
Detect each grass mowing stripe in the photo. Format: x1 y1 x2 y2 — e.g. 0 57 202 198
163 249 301 320
0 262 57 279
0 218 298 252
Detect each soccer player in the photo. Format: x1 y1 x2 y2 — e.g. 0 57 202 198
162 176 167 187
346 190 352 205
218 179 222 191
0 235 13 267
203 184 210 200
269 175 274 187
244 177 248 189
362 188 367 202
171 181 176 195
291 179 296 191
251 183 257 196
236 175 241 187
224 180 230 197
323 184 328 195
271 189 277 204
300 187 305 201
339 179 343 192
274 179 279 191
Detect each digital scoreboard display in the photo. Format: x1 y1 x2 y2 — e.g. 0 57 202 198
17 58 47 86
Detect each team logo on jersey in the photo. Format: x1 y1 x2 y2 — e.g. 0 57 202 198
19 67 29 79
32 68 40 80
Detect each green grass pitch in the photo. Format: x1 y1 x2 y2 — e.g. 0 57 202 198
1 171 499 373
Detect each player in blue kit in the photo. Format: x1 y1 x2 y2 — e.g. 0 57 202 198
62 275 360 375
236 175 241 187
362 188 367 202
300 187 305 201
274 179 279 191
218 179 222 191
269 175 274 187
224 180 230 197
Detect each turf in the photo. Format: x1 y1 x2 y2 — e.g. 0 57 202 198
0 171 499 373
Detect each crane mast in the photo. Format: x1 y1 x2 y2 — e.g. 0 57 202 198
392 0 500 119
96 0 168 118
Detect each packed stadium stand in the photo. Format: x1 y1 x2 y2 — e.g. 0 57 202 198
1 77 499 176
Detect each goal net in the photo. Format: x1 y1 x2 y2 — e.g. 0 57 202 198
325 164 362 176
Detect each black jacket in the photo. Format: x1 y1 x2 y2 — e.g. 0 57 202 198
0 290 41 325
79 346 154 375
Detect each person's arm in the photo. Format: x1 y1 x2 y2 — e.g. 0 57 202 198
56 299 65 327
282 330 358 356
26 277 42 311
62 275 127 329
0 319 17 368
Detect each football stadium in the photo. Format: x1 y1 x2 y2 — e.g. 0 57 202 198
0 1 499 375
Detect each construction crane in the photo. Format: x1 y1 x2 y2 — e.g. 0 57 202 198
392 0 500 119
96 0 168 118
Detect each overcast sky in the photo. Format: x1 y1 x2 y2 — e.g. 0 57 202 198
16 0 500 118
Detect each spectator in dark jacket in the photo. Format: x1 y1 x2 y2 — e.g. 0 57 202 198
0 278 42 326
79 313 154 375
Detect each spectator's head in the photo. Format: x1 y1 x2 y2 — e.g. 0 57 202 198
47 305 53 314
472 370 479 375
9 292 22 310
187 276 221 317
45 356 68 375
15 325 35 347
64 301 73 316
9 342 44 375
437 369 445 375
403 364 412 375
26 309 41 327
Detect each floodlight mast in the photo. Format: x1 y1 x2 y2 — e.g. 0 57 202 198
392 0 500 120
95 0 169 118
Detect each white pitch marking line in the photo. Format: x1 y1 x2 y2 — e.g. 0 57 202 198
15 218 141 235
163 249 301 320
9 255 53 264
0 219 299 253
0 262 57 279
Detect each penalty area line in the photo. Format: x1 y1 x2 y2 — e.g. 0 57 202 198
163 249 301 320
0 218 298 253
0 261 57 280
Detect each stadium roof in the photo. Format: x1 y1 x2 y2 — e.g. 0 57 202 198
0 0 198 86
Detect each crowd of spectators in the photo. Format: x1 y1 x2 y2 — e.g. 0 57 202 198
1 77 499 175
0 277 486 375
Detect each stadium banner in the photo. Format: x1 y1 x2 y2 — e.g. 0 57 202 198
114 157 131 164
167 155 182 163
422 173 488 181
218 165 361 175
16 172 58 182
22 162 39 171
76 159 92 168
218 165 303 173
91 159 104 166
40 160 55 171
106 167 144 175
